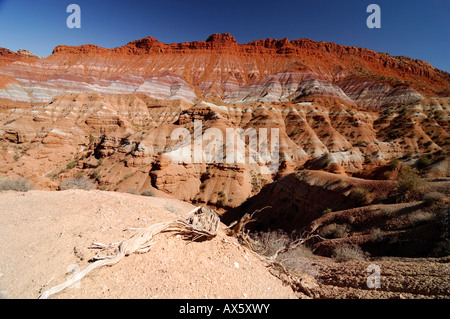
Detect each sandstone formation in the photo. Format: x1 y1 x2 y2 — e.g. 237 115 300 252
0 33 449 105
0 33 448 209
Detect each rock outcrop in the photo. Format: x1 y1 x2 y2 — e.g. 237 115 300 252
1 33 449 105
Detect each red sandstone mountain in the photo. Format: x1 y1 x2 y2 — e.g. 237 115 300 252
0 34 449 208
0 33 449 105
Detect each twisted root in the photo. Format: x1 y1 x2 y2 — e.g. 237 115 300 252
39 206 219 299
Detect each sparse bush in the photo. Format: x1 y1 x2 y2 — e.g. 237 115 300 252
0 178 32 192
388 159 399 170
123 172 133 180
278 245 318 277
423 141 433 148
4 118 17 125
347 215 356 223
141 189 155 197
289 128 299 136
249 230 318 278
333 245 366 262
380 206 398 216
217 191 227 207
369 228 385 242
66 160 78 170
76 171 85 179
364 155 372 164
200 172 211 183
356 140 367 147
90 169 100 180
416 156 430 170
250 230 291 257
402 152 412 160
395 166 424 202
351 187 371 205
322 154 332 168
297 170 309 181
423 192 446 206
318 223 351 239
126 189 139 195
251 174 261 192
60 177 95 190
408 211 435 225
383 171 392 180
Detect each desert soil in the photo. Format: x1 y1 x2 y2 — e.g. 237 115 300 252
0 190 448 299
0 190 297 299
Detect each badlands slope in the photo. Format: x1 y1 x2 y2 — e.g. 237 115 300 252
0 93 448 207
0 34 449 213
0 34 449 208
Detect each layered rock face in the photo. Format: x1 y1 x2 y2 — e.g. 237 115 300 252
0 34 449 208
1 33 449 106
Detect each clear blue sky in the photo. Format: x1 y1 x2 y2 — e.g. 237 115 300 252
0 0 449 72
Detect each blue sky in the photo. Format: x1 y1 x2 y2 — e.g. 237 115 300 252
0 0 449 72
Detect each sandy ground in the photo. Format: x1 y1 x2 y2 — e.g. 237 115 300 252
1 189 448 300
0 190 297 299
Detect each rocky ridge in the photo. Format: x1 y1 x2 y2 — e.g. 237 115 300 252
0 33 449 105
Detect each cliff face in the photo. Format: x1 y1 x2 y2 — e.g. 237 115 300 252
0 33 449 106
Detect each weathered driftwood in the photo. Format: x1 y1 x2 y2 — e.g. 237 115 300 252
39 206 220 299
